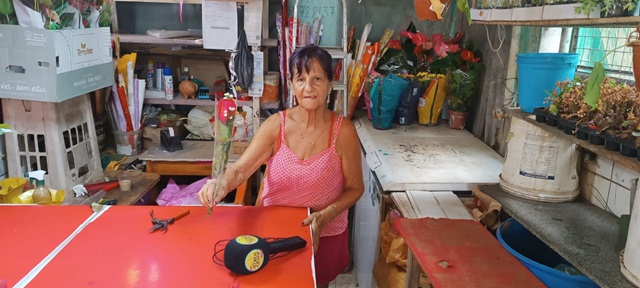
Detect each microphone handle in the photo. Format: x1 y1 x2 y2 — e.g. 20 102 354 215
268 236 307 254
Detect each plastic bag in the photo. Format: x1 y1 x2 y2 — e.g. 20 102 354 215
156 177 209 206
394 77 422 126
417 73 447 126
370 74 408 130
232 30 254 91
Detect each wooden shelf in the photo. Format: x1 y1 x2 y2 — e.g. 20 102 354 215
115 0 255 3
117 34 203 46
480 184 634 288
474 16 640 27
508 108 640 172
117 34 278 48
144 89 279 109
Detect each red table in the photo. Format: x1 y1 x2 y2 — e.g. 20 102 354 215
1 205 315 287
393 217 545 288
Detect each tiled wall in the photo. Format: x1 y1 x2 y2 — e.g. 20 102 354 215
579 154 638 218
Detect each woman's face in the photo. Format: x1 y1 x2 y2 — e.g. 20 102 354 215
291 58 332 110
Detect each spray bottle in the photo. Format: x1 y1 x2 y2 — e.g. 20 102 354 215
26 170 52 203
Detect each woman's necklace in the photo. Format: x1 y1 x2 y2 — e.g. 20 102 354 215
296 108 323 147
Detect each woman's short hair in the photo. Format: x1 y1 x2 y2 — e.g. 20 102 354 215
289 45 333 81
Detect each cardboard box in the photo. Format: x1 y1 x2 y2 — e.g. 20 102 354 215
511 6 544 21
471 9 492 21
490 9 513 21
0 26 113 103
543 3 600 19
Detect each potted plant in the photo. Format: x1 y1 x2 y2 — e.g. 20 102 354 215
446 48 482 130
575 0 636 16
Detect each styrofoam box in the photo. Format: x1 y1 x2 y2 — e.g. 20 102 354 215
471 9 492 21
543 3 600 19
2 95 104 194
490 9 513 21
511 7 544 21
0 26 113 103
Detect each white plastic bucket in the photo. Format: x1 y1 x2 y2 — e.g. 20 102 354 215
621 185 640 286
499 117 580 202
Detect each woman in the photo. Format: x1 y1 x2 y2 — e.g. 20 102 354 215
197 44 364 286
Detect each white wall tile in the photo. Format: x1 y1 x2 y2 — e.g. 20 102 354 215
589 156 614 179
590 174 612 210
607 183 631 217
612 163 640 190
579 168 595 201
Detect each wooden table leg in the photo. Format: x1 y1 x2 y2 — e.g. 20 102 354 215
406 250 421 288
146 160 156 173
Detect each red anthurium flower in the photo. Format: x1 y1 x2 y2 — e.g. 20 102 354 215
388 39 402 50
461 49 481 63
400 31 429 46
434 41 449 58
399 31 415 39
431 34 445 45
449 44 460 53
461 50 474 61
448 32 465 45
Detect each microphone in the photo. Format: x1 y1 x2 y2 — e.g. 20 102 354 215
221 235 307 274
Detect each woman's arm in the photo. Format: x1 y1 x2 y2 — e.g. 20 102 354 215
322 117 365 217
199 112 280 206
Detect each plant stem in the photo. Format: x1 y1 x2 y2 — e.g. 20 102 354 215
598 42 635 63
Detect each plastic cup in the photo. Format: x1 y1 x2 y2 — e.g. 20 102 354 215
118 174 132 192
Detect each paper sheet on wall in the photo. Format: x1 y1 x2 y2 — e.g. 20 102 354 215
202 1 237 50
249 51 264 97
244 0 263 47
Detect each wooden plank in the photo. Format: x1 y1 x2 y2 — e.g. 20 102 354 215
393 218 545 288
103 170 161 205
432 192 474 220
508 108 640 173
117 34 203 46
390 192 418 219
406 251 421 288
406 191 446 219
474 16 640 27
115 0 255 3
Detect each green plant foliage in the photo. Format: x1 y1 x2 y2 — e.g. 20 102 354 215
448 69 479 112
457 0 471 23
585 62 605 109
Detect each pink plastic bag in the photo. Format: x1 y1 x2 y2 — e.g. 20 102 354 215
156 177 210 206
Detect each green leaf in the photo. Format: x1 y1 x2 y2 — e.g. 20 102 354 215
0 0 15 16
584 62 605 109
457 0 471 24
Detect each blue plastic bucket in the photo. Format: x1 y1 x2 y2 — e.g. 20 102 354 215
497 218 598 288
517 53 579 113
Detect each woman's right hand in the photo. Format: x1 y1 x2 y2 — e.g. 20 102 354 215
197 178 228 208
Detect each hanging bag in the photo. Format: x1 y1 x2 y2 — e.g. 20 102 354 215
232 30 254 91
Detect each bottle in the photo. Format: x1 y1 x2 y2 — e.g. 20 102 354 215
26 170 52 204
146 59 155 89
156 62 165 91
164 67 174 100
181 66 191 81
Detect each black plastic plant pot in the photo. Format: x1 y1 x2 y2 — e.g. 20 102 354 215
533 108 547 123
546 117 558 127
619 137 638 158
604 138 620 151
576 124 589 140
589 134 605 145
562 119 577 135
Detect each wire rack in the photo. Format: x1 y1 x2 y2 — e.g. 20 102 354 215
573 27 635 81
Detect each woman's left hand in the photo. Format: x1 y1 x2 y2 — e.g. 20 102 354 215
301 210 331 253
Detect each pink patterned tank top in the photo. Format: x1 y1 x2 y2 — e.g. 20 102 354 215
260 111 347 237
